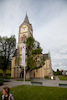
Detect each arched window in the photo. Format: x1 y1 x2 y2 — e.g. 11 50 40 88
21 35 27 42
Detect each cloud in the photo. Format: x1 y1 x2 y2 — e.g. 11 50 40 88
51 44 67 71
33 2 67 71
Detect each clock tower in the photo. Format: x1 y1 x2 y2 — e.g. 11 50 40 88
17 13 33 63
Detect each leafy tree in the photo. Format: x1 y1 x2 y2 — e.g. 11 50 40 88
0 35 16 77
53 69 61 75
57 69 59 72
26 37 45 71
56 69 60 75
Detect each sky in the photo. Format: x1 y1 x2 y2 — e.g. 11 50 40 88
0 0 67 71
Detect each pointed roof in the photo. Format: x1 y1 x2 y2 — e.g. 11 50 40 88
20 13 32 28
23 13 30 24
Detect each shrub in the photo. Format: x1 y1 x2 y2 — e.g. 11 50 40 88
45 76 50 79
0 81 3 86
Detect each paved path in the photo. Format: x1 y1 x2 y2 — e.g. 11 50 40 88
55 76 60 81
0 76 67 91
33 76 67 87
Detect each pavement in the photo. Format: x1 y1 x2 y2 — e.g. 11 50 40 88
0 76 67 91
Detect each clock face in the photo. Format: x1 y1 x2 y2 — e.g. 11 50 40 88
23 27 26 31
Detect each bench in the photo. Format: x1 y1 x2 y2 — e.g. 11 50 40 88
31 81 42 85
59 83 67 87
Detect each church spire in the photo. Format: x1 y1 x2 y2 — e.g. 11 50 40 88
23 13 30 24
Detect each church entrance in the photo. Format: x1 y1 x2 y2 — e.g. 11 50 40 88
20 70 24 78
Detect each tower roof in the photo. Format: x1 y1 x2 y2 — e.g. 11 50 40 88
23 13 30 24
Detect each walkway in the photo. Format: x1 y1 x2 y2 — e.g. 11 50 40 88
0 76 67 91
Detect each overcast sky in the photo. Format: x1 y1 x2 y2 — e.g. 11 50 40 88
0 0 67 71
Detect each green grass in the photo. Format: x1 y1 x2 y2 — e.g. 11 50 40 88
0 69 11 79
0 85 67 100
58 75 67 80
0 69 2 74
0 69 11 74
17 79 31 81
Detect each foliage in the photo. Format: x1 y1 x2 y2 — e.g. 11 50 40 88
0 69 11 74
26 37 45 71
0 69 11 79
0 85 67 100
17 79 31 81
45 76 51 79
53 69 62 75
0 35 16 77
15 57 21 66
0 81 3 86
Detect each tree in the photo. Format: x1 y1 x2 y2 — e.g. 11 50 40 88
0 35 16 77
26 37 45 71
56 69 60 75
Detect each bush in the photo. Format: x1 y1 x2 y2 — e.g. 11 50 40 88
45 76 50 79
53 69 62 75
0 81 3 86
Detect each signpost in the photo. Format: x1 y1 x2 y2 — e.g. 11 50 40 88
22 43 26 84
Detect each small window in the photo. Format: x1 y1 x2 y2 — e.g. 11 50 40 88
21 35 27 42
23 27 26 31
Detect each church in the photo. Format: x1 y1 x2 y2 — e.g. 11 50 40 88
11 14 53 79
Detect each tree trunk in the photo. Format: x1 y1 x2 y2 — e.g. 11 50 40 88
26 70 34 79
3 70 6 77
26 71 30 80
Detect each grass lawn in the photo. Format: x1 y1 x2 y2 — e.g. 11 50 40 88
0 69 11 79
0 69 11 74
0 85 67 100
58 75 67 80
17 79 31 81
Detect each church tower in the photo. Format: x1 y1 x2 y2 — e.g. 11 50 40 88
17 13 33 63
